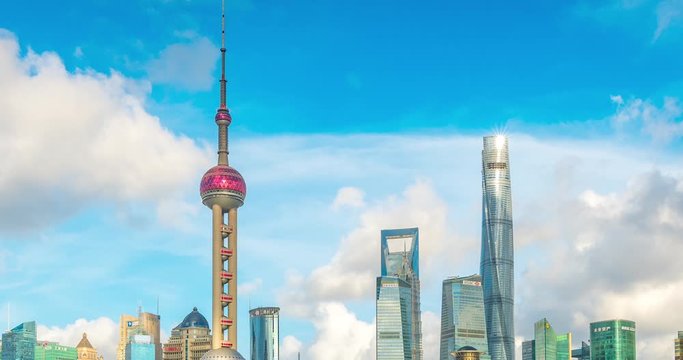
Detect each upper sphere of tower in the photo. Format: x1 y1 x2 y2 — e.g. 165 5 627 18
200 165 246 209
215 109 232 124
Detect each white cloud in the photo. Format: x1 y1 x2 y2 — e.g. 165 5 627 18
237 278 263 296
654 0 683 40
280 335 303 360
0 29 211 232
421 311 440 360
146 37 218 91
37 317 118 360
331 186 366 210
611 96 683 143
306 302 374 360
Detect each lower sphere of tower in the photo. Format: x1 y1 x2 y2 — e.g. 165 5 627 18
200 348 245 360
200 165 246 209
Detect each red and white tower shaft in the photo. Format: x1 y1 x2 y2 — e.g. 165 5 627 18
199 0 247 351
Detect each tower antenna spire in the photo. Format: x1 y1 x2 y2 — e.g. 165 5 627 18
220 0 227 110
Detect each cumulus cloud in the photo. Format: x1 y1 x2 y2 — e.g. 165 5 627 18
280 335 303 360
146 36 218 91
37 317 118 360
517 171 683 358
611 96 683 143
654 0 683 40
237 278 263 296
307 302 374 360
331 186 365 210
0 30 210 232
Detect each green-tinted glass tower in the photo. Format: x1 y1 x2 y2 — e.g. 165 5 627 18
439 275 489 360
555 333 570 360
1 321 36 360
249 307 279 360
589 320 635 360
534 319 556 360
675 331 683 360
35 343 77 360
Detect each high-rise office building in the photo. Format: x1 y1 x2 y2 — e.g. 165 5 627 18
162 308 212 360
570 341 589 360
376 276 414 360
198 2 247 359
480 135 515 360
675 331 683 360
521 340 535 360
76 333 103 360
35 342 77 360
376 227 422 360
555 333 571 360
1 321 37 360
126 334 155 360
589 320 635 360
249 307 279 360
534 319 556 360
117 311 161 360
440 275 489 360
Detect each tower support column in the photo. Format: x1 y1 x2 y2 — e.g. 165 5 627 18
212 204 224 349
227 208 238 349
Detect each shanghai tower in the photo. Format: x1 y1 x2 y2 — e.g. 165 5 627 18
480 135 514 360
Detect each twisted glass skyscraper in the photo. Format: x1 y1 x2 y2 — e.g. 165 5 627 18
480 135 514 360
376 228 422 360
249 307 279 360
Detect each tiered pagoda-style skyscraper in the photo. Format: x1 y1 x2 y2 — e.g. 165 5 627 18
199 1 247 360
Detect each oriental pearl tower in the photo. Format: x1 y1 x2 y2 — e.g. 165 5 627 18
198 1 247 359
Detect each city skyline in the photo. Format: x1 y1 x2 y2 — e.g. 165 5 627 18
1 0 683 359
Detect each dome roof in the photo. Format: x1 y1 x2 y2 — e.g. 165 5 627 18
200 165 246 209
458 346 478 351
200 348 245 360
175 307 209 329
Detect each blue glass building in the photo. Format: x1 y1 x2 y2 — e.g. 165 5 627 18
480 135 515 360
249 307 279 360
439 275 490 360
1 321 37 360
377 228 422 360
125 334 155 360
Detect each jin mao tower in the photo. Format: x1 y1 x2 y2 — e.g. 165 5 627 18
199 1 247 359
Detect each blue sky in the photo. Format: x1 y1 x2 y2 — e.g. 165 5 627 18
1 0 683 359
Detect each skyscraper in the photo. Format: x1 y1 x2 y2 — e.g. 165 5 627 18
162 308 212 360
198 1 247 359
116 311 161 360
35 342 77 360
521 341 535 360
589 320 635 360
125 334 155 360
1 321 36 360
555 333 571 360
376 227 422 360
249 307 279 360
480 135 515 360
570 341 590 360
675 331 683 360
439 275 489 360
533 319 556 360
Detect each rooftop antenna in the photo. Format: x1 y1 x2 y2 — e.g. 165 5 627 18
220 0 227 110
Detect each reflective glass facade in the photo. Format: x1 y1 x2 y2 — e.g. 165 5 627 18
675 331 683 360
1 321 36 360
555 333 571 360
521 341 535 360
125 335 155 360
378 228 422 360
480 136 515 360
589 320 636 360
249 307 279 360
35 343 77 360
439 275 490 360
376 276 414 360
570 341 590 360
534 319 556 360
